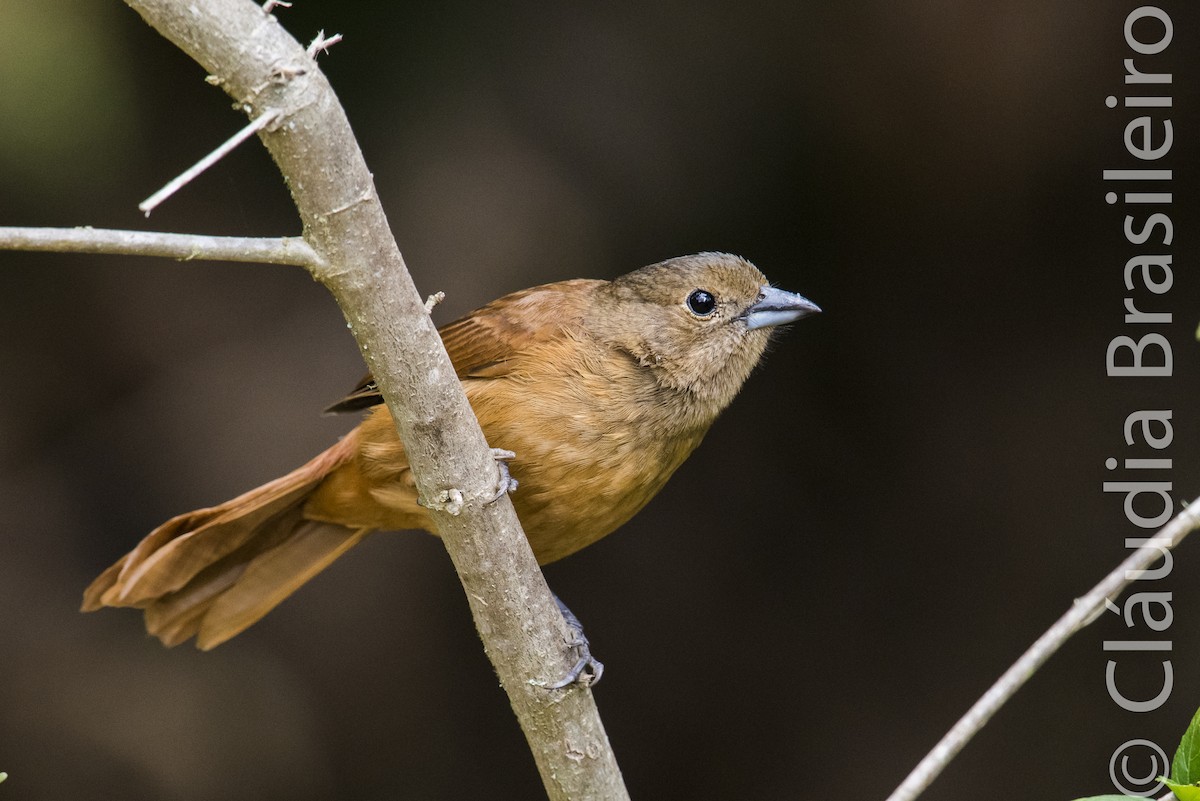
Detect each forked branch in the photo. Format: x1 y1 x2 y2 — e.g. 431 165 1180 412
0 1 629 798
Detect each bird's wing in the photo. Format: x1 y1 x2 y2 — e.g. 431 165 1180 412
323 373 382 414
323 279 601 414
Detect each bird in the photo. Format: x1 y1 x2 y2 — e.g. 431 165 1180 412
82 252 820 664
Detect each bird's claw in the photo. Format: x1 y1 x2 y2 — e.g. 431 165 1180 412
547 593 603 689
549 635 604 689
488 449 518 503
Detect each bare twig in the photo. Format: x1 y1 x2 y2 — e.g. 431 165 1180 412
888 497 1200 801
0 226 321 268
139 108 281 216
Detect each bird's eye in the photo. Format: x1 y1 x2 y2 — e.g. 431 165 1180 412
686 289 717 317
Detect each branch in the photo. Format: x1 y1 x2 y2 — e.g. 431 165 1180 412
69 2 624 798
0 226 321 268
887 496 1200 801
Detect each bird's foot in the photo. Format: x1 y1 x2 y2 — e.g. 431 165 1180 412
548 593 604 689
549 635 604 689
488 448 518 502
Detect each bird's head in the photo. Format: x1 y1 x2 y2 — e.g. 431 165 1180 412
588 252 820 413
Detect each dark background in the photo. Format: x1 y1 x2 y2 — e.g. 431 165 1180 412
1 2 1198 799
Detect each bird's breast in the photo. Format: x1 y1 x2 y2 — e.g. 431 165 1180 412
466 349 709 564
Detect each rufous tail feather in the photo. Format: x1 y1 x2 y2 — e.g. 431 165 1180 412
82 434 366 649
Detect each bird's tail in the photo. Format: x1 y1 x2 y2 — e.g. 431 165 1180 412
81 434 367 650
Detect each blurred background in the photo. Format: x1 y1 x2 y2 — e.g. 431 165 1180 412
1 1 1198 799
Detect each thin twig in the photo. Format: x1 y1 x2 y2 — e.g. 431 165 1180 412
262 0 290 11
888 497 1200 801
139 108 281 216
0 226 322 269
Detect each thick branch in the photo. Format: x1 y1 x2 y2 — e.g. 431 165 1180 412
0 226 321 267
115 2 627 798
887 496 1200 801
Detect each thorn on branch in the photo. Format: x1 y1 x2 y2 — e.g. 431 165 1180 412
306 30 343 59
262 0 292 12
424 291 445 313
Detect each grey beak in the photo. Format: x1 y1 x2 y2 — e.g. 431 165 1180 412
743 285 822 331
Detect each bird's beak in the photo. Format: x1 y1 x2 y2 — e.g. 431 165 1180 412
743 286 822 331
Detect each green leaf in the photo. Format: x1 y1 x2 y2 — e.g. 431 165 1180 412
1173 705 1200 783
1165 779 1200 800
0 772 7 784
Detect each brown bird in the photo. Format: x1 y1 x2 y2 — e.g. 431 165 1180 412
82 252 819 659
